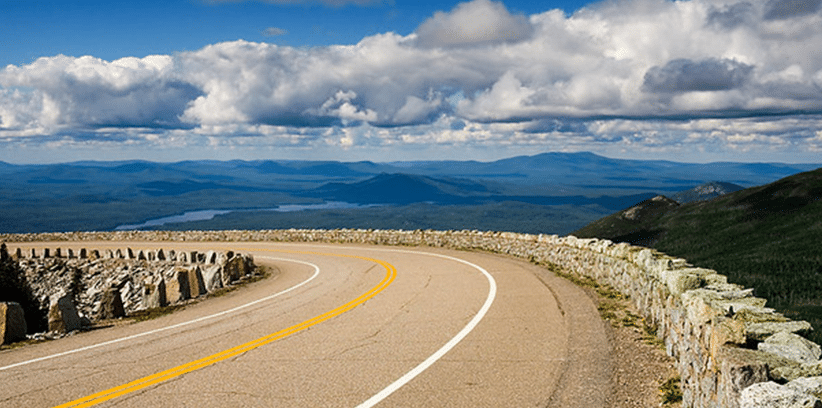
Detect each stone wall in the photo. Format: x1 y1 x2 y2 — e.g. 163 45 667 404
8 246 255 334
2 229 820 406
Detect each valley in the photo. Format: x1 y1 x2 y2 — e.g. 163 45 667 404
0 152 816 235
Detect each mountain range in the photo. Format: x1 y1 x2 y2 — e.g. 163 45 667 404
0 152 818 234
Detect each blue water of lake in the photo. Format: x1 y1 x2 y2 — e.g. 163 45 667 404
114 202 376 230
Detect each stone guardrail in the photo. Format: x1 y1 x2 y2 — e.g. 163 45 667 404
1 245 255 344
2 229 820 407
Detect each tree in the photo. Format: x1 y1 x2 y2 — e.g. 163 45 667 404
0 243 46 333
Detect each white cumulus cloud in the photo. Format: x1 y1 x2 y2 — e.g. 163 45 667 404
2 0 822 160
414 0 534 48
0 54 198 131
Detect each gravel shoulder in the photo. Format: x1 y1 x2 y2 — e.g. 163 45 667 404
609 320 682 408
574 275 684 408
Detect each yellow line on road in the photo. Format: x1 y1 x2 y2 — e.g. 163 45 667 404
54 250 397 408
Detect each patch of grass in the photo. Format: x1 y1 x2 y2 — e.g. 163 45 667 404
542 260 657 334
0 338 48 350
621 310 643 328
543 259 669 350
128 304 186 322
660 376 683 405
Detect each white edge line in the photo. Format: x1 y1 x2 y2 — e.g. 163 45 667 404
0 256 320 372
355 250 498 408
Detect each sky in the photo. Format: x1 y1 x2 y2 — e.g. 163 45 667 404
1 0 822 164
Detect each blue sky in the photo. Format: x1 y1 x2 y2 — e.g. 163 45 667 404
2 1 592 67
2 0 822 164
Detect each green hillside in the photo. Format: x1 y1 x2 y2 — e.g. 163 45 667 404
573 168 822 343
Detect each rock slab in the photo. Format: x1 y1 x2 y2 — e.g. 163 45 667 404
741 381 822 408
99 287 125 320
1 302 27 345
48 295 82 333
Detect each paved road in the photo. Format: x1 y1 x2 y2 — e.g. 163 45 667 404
0 242 612 407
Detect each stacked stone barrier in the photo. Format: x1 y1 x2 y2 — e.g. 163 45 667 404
4 245 255 337
2 229 820 406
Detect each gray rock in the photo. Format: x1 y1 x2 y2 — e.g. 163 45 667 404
747 321 813 342
120 281 134 309
759 332 822 365
142 277 167 309
99 287 125 319
201 264 223 293
222 256 244 285
165 268 190 304
774 363 822 383
1 302 27 345
741 381 822 408
48 294 82 333
788 377 822 399
718 347 777 398
663 269 704 295
184 266 206 299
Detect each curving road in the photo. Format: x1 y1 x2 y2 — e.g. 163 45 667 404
0 242 612 407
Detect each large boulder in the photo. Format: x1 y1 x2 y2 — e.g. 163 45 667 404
205 251 217 264
165 268 190 304
747 321 813 342
759 331 822 365
788 377 822 399
1 302 27 345
741 381 822 408
184 266 206 299
99 287 125 319
201 264 223 293
221 254 255 286
48 294 82 333
142 277 167 309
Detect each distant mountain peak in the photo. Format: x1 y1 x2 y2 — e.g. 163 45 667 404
671 181 745 204
620 195 679 221
310 172 489 205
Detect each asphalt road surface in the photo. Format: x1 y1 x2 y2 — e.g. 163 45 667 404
1 242 612 407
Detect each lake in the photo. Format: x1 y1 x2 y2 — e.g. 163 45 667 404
114 202 377 230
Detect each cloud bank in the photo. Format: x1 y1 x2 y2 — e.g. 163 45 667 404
2 0 822 160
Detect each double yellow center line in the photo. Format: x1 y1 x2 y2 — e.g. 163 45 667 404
55 251 397 408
